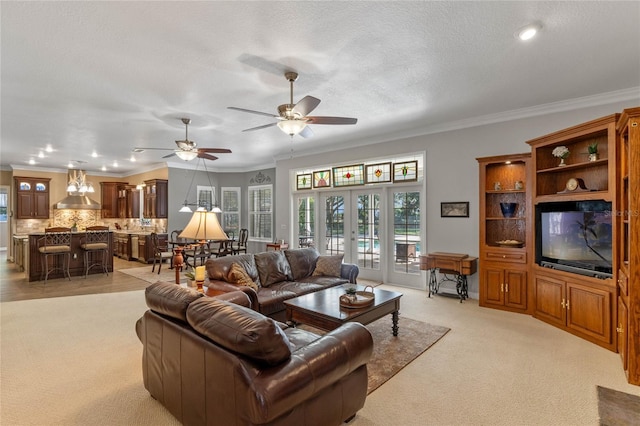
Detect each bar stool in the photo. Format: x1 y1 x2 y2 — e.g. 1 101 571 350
38 227 72 284
80 226 110 278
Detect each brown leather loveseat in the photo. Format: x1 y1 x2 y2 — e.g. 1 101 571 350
205 247 359 321
136 282 373 426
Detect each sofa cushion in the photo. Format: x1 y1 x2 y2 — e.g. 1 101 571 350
205 254 261 287
228 262 259 291
312 254 344 278
186 297 292 366
284 247 320 280
255 250 292 287
145 281 204 322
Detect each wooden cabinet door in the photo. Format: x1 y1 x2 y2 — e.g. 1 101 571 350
155 181 168 218
534 275 565 327
101 183 119 218
16 192 33 218
618 297 628 371
505 269 527 310
566 281 611 345
482 267 505 307
33 191 49 218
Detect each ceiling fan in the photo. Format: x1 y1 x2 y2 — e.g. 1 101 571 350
228 71 357 138
134 118 231 161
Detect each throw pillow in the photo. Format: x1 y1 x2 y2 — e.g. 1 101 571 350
228 262 259 291
312 254 344 278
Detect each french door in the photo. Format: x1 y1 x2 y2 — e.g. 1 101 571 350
319 189 383 282
297 186 422 286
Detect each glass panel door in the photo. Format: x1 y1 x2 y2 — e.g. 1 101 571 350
352 190 382 280
387 188 423 286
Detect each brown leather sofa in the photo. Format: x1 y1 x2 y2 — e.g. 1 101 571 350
136 282 373 426
205 248 359 321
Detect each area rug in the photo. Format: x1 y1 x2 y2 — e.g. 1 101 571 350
119 265 183 284
597 385 640 425
302 316 450 394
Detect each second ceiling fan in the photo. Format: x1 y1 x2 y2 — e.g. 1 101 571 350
228 72 357 138
135 118 231 161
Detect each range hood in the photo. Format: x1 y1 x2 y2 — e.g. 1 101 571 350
55 194 101 210
55 170 101 210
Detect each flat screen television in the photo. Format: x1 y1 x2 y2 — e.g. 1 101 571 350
535 200 613 279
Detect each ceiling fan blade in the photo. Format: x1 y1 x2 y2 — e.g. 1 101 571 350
198 153 218 161
134 147 173 151
306 116 358 125
242 122 278 132
292 95 321 117
299 126 314 138
197 148 232 153
228 106 278 118
162 152 177 159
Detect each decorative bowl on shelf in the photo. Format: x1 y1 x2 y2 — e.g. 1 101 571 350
495 240 524 248
499 202 517 218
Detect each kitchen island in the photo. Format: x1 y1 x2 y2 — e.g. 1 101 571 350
27 231 114 282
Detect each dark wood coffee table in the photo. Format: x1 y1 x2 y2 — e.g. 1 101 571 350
284 284 403 336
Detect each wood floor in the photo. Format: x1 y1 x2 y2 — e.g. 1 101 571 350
1 252 151 302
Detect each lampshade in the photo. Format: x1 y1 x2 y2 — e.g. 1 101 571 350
175 150 198 161
179 210 228 241
277 119 307 136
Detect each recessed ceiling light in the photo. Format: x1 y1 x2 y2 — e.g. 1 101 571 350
68 162 75 168
112 161 118 168
45 145 53 152
28 158 36 165
38 151 44 158
101 165 107 171
92 151 98 158
516 23 542 41
130 155 136 162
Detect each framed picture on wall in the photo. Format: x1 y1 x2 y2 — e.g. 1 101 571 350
441 202 469 218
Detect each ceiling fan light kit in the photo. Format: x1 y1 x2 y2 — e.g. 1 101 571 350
277 119 308 136
175 150 198 161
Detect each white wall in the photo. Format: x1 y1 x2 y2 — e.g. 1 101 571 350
275 100 638 296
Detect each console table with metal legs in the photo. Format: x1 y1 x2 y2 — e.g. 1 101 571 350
420 252 478 302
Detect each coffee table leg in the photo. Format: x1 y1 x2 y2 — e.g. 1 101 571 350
392 311 399 336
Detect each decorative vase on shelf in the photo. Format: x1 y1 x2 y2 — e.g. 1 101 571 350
559 158 567 167
500 202 517 218
589 153 598 162
552 146 570 167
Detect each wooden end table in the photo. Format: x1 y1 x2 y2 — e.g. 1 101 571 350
284 284 403 336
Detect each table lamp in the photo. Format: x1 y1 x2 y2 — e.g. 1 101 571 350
179 211 228 288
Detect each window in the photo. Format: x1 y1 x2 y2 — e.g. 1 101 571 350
248 184 272 241
296 196 315 248
196 185 215 211
0 190 7 222
221 187 240 237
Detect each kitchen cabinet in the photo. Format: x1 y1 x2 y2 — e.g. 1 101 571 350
476 153 532 314
101 182 127 219
114 232 133 260
15 177 50 219
143 179 168 218
116 184 139 219
534 271 614 349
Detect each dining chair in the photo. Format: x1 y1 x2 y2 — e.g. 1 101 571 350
233 228 248 254
151 232 173 274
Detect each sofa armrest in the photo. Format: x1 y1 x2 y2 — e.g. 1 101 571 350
213 290 253 309
246 322 372 423
341 262 359 283
205 279 259 311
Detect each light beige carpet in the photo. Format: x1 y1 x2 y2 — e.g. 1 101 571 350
0 288 448 424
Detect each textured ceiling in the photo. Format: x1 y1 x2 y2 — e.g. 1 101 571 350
1 1 639 175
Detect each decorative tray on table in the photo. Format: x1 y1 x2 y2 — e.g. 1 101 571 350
339 286 375 309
